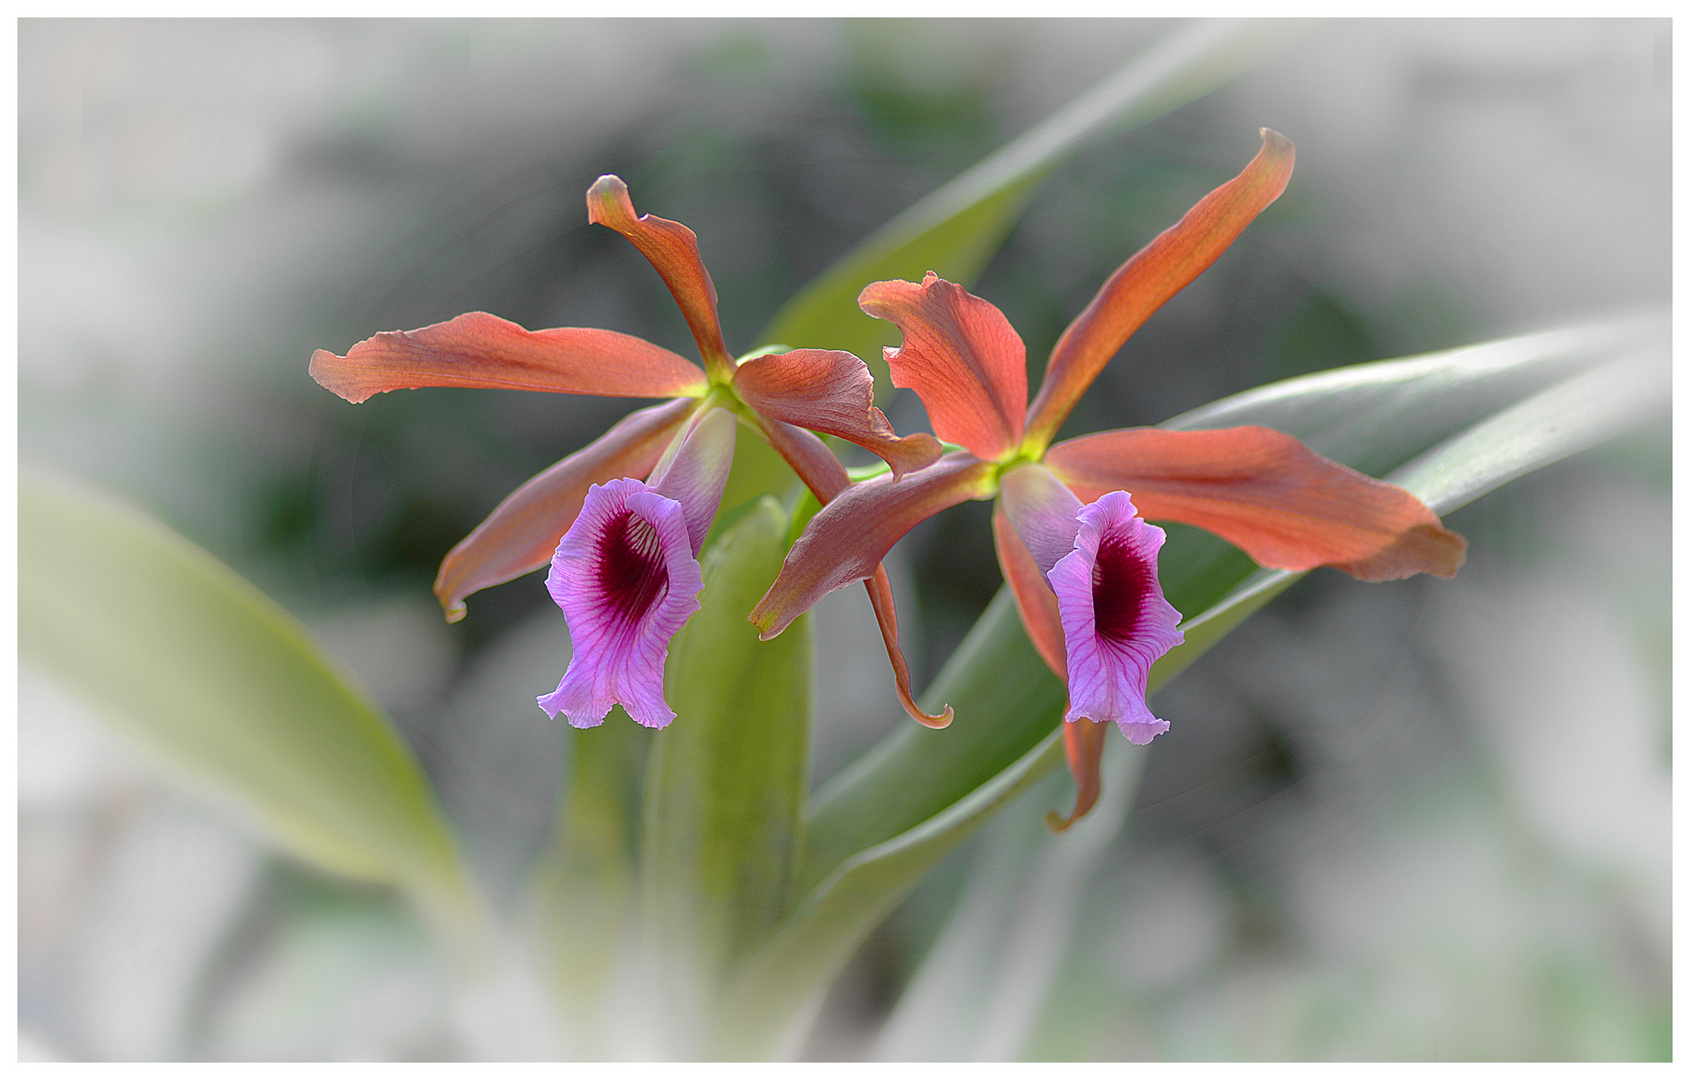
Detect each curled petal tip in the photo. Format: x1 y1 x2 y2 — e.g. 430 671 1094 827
1339 520 1468 582
433 571 468 622
873 414 945 479
308 348 371 403
585 174 632 217
865 566 953 730
731 348 942 477
1052 698 1109 832
582 171 732 374
1044 807 1079 833
1426 524 1468 578
912 703 954 729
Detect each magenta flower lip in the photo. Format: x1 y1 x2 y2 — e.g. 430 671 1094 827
1046 491 1184 745
538 478 705 730
1000 465 1183 744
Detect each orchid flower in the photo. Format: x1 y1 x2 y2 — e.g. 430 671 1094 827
749 130 1468 827
310 176 950 726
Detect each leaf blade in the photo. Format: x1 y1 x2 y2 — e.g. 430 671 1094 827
18 469 480 943
643 498 816 984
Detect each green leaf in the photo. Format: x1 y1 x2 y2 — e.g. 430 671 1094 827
1167 318 1661 478
795 589 1067 898
715 315 1668 1051
713 691 1059 1060
18 468 482 951
643 498 815 989
757 19 1304 369
873 743 1149 1061
1387 344 1667 514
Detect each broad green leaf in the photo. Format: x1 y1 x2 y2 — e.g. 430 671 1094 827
716 316 1668 1050
644 498 815 988
873 742 1149 1061
712 705 1059 1060
1388 345 1667 514
1166 317 1665 475
18 468 481 950
758 19 1305 369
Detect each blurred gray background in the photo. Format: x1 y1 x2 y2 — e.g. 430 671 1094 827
18 19 1670 1060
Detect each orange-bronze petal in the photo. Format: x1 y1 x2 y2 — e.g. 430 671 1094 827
859 273 1028 460
586 175 734 379
1044 425 1466 581
991 501 1067 681
1024 130 1295 451
750 417 952 727
310 311 707 404
865 566 953 729
733 348 942 478
1046 717 1108 832
750 452 998 640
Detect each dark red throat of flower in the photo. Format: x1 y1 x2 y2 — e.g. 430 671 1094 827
1091 535 1147 646
599 511 669 626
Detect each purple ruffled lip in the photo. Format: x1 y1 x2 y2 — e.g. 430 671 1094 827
1041 490 1185 744
538 478 704 729
537 408 736 729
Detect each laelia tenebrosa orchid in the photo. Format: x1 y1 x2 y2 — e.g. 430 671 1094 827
310 176 953 727
750 130 1468 827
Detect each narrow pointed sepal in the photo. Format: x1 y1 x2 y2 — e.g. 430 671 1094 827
309 311 707 403
1045 425 1467 581
433 398 696 622
751 416 851 504
749 418 950 727
858 273 1028 460
731 348 942 478
1024 130 1295 450
865 566 953 728
586 174 734 376
1046 717 1108 832
749 452 997 641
